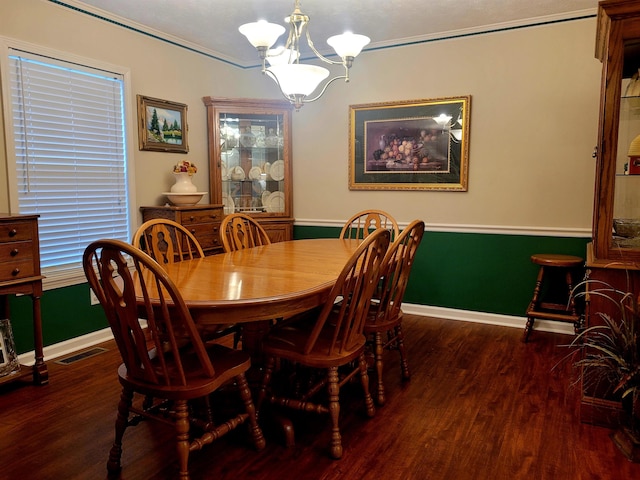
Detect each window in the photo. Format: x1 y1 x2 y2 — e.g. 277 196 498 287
2 46 132 288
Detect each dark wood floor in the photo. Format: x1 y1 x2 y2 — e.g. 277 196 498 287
0 315 637 479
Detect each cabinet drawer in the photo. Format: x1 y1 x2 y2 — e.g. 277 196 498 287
181 209 222 226
0 222 35 243
185 223 219 239
0 256 36 280
195 233 222 251
0 240 34 260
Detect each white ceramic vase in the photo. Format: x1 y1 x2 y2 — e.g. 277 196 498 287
170 172 197 193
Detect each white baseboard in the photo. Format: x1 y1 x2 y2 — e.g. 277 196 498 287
402 304 576 336
18 327 114 366
17 305 574 365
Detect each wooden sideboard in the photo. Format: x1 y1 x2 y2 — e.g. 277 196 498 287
140 204 224 255
0 214 47 386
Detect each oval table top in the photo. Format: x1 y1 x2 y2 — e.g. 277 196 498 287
139 238 361 325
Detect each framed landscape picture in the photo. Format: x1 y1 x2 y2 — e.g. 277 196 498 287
349 96 471 191
137 95 189 153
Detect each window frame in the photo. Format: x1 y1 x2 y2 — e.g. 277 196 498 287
0 37 137 290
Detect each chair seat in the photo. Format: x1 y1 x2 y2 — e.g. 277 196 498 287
263 319 367 368
530 253 583 268
363 309 403 333
118 344 252 400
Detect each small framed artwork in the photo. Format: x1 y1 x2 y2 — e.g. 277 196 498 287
137 95 189 153
0 319 20 377
349 96 471 191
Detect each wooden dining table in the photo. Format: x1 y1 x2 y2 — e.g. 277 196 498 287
137 238 362 353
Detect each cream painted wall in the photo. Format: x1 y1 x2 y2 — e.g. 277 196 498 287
1 1 601 233
0 0 277 218
292 19 602 230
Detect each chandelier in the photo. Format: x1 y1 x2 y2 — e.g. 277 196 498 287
239 0 370 110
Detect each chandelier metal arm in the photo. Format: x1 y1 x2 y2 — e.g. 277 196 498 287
302 72 350 102
302 30 345 66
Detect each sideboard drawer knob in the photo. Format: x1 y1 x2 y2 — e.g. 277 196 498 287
11 268 20 276
9 228 17 237
10 248 19 256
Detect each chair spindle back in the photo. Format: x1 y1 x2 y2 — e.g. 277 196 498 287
83 239 215 387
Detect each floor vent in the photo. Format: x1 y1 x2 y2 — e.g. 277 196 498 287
55 347 108 365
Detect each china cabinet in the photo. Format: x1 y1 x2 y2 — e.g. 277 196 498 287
203 97 293 243
583 0 640 426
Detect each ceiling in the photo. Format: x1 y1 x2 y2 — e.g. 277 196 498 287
60 0 599 67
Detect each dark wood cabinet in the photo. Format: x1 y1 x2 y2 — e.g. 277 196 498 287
0 213 47 385
583 0 640 425
140 204 224 256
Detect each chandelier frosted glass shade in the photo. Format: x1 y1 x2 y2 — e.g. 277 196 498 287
326 33 370 59
239 20 285 49
267 64 329 96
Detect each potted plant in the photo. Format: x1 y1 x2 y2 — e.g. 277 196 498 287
569 279 640 461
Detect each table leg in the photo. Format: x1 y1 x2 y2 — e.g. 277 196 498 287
241 320 271 365
31 292 48 385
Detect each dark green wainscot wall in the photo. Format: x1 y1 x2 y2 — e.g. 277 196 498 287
9 283 107 354
294 225 590 317
8 226 589 354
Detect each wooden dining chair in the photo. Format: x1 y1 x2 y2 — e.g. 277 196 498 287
83 239 265 479
132 218 204 265
255 228 390 459
340 209 400 241
132 218 239 345
365 219 425 406
220 213 271 252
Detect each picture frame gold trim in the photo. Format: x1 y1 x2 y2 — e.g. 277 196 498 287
137 95 189 153
349 96 470 191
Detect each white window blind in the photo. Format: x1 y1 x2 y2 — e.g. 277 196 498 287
8 50 129 278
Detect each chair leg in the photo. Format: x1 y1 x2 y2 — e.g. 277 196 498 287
373 332 386 406
327 366 343 459
236 372 266 450
523 266 544 343
107 387 133 474
358 353 376 418
174 400 191 479
395 324 410 381
523 317 535 343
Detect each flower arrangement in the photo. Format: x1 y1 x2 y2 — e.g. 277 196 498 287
173 160 197 175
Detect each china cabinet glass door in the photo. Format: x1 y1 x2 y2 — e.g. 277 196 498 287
592 5 640 263
219 112 286 215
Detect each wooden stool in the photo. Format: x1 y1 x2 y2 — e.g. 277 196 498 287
523 253 584 342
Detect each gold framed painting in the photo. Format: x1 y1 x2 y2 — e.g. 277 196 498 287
137 95 189 153
349 96 470 191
